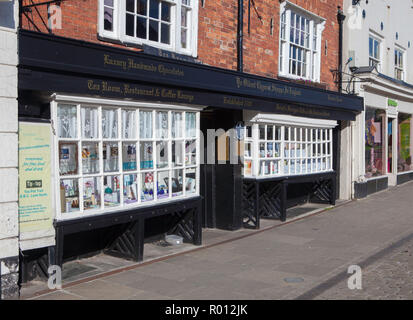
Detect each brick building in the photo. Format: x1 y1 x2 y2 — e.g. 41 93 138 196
15 0 363 294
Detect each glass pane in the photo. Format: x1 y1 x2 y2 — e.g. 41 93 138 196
83 177 101 210
172 141 184 167
156 141 168 169
123 174 138 204
172 112 183 138
103 142 119 172
104 0 114 6
137 16 147 39
141 172 154 202
244 142 252 157
181 6 188 27
161 23 170 44
60 179 80 213
122 110 136 139
137 0 147 15
126 13 134 37
275 127 281 140
104 8 113 31
185 112 196 137
140 142 153 169
58 104 77 138
161 2 171 22
139 111 153 139
267 143 274 158
171 169 183 197
267 126 274 140
181 28 187 49
81 107 99 139
157 171 169 199
102 109 118 139
398 113 412 172
365 108 385 178
156 111 168 138
259 142 265 158
259 125 266 140
59 142 78 175
149 20 159 41
149 0 159 18
185 168 196 194
122 142 137 171
82 142 100 174
104 176 120 207
185 140 196 165
126 0 135 12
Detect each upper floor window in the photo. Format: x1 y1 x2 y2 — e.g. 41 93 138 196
99 0 198 57
394 48 405 81
369 36 381 71
279 3 325 82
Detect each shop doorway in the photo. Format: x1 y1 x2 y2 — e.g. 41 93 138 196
387 116 397 185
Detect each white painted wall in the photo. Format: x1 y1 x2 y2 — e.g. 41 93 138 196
343 0 413 82
342 0 413 196
0 0 19 267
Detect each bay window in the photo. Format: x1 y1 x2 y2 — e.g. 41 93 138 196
99 0 198 56
279 2 325 81
243 116 335 178
54 99 200 220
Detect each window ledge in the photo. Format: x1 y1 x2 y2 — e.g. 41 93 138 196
277 74 327 90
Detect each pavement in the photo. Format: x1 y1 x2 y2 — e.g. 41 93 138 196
21 181 413 300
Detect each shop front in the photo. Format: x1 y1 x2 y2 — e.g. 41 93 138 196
353 74 413 199
18 30 363 280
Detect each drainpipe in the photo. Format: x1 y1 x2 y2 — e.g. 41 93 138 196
237 0 244 72
337 6 346 93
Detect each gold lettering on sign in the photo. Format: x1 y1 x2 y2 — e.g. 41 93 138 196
275 104 330 118
235 77 302 97
223 97 253 107
103 54 185 77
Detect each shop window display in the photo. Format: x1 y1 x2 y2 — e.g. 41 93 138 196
243 123 333 177
398 113 413 173
55 103 199 219
365 108 385 178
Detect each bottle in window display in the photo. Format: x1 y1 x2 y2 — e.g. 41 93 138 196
142 172 154 201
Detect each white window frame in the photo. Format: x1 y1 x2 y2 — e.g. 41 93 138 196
394 46 405 81
98 0 198 57
278 1 325 82
369 34 382 72
243 114 337 178
52 95 202 221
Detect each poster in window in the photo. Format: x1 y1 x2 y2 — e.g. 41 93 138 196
18 122 53 234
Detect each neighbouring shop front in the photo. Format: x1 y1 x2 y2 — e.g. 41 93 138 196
17 30 363 281
354 73 413 199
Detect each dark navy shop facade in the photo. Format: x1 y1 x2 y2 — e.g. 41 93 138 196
18 30 363 280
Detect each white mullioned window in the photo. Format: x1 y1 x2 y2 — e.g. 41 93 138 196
279 2 325 82
99 0 198 57
53 97 200 220
243 116 336 178
394 47 405 81
369 35 381 71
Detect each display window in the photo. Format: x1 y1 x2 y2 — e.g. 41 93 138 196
365 108 385 178
398 113 413 173
54 100 200 219
243 121 334 178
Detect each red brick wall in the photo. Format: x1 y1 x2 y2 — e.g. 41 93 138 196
198 0 343 90
21 0 342 90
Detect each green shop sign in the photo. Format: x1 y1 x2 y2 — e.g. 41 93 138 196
388 99 398 107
